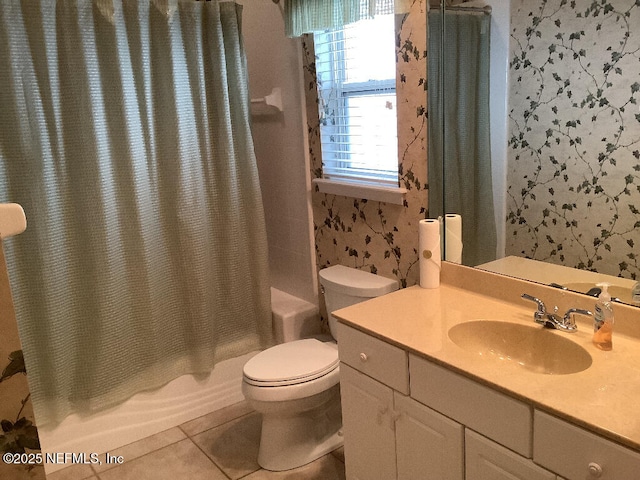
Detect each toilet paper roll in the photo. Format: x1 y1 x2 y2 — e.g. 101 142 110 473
445 214 463 264
0 203 26 239
419 219 441 289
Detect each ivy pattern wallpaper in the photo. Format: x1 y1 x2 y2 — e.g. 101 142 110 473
507 0 640 280
303 0 429 294
0 247 42 479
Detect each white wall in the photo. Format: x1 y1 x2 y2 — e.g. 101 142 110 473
241 0 318 305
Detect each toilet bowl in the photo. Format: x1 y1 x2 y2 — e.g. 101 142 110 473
242 266 399 471
242 339 341 471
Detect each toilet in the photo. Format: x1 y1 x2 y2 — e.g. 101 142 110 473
241 265 399 471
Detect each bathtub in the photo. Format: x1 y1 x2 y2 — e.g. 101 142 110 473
39 287 318 474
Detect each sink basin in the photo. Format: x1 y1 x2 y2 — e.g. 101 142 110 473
448 321 592 375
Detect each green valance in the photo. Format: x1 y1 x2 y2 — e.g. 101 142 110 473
284 0 394 37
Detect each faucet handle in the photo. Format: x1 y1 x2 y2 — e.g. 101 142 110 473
521 293 545 311
563 308 593 327
521 293 547 323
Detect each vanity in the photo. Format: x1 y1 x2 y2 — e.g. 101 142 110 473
332 263 640 480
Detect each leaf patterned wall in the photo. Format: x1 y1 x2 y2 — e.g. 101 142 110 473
302 1 429 296
507 0 640 279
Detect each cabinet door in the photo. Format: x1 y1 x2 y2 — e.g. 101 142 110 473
340 363 397 480
466 430 556 480
394 392 464 480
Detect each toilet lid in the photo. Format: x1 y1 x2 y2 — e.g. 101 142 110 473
243 339 339 386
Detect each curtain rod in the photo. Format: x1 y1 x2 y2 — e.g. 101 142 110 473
443 5 492 14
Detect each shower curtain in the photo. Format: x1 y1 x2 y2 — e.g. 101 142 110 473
427 10 497 266
0 0 273 425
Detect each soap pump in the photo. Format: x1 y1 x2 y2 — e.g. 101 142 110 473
593 283 614 351
632 282 640 304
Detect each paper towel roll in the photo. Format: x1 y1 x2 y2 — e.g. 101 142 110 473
419 219 441 289
445 214 463 264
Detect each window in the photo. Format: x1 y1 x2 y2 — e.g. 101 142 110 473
313 13 401 196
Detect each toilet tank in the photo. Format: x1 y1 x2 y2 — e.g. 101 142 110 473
319 265 399 340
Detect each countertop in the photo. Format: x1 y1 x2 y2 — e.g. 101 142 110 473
332 263 640 452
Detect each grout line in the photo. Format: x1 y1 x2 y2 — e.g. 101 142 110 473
78 402 258 480
179 409 257 439
188 436 236 480
88 435 190 478
187 410 263 480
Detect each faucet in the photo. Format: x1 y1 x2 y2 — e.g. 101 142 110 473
521 293 592 332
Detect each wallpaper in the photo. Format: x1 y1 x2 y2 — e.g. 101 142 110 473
0 246 42 479
303 0 429 296
507 0 640 280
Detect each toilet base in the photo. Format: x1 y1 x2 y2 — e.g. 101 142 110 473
252 384 343 471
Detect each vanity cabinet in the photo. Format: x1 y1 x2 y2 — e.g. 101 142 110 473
338 324 464 480
338 323 640 480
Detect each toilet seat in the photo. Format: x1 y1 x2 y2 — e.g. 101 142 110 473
243 338 338 387
242 363 340 404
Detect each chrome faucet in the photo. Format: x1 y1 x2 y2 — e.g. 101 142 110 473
521 293 592 332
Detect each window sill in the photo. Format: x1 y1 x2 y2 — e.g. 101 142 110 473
312 178 407 205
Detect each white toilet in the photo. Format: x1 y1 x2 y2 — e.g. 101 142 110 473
242 265 399 471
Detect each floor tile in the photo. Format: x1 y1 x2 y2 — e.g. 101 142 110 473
92 427 186 473
1 464 46 480
45 402 344 480
180 400 253 437
191 412 262 479
241 453 346 480
96 438 228 480
45 463 94 480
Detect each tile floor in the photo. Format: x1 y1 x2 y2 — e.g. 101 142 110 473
46 402 346 480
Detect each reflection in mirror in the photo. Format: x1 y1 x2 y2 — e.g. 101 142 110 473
430 0 640 306
427 0 497 267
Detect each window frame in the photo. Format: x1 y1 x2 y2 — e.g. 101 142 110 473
311 16 406 203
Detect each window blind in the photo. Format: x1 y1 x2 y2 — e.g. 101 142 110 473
314 12 399 187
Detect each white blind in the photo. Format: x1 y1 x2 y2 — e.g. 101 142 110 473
314 12 399 187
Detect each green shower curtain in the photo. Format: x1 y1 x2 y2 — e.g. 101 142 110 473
0 0 273 425
428 10 497 266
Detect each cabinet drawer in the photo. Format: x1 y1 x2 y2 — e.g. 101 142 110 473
466 430 555 480
337 323 409 394
534 410 640 480
410 354 532 457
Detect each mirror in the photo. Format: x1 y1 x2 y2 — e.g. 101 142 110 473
429 0 640 306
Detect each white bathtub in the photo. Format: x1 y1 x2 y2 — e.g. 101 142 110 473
39 287 318 474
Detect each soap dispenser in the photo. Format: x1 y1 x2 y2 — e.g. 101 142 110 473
593 283 614 351
632 282 640 304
